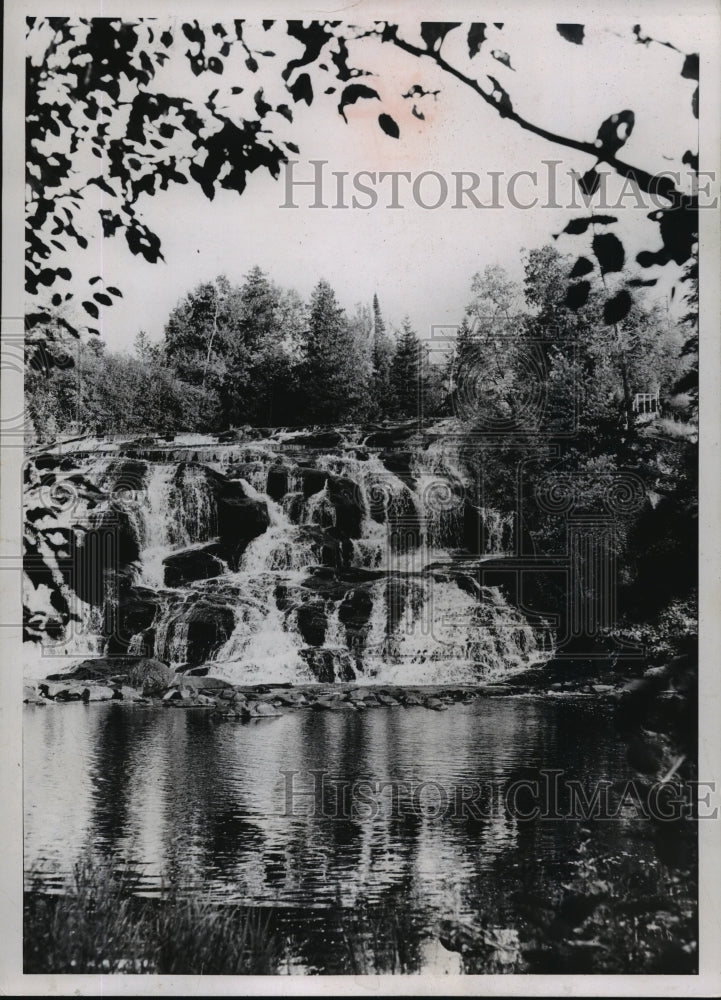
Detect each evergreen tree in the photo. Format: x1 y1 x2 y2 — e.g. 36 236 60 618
300 279 364 423
390 317 422 418
369 294 395 420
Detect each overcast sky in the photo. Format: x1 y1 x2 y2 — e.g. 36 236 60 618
35 15 700 350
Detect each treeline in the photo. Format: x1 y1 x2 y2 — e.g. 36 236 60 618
26 246 696 443
26 269 445 440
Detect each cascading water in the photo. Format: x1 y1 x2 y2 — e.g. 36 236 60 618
28 424 553 683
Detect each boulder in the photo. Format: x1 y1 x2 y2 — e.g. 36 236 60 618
288 430 343 449
339 588 373 645
376 692 400 707
216 496 270 566
163 546 225 588
158 600 236 667
86 685 116 702
183 601 236 666
266 464 291 501
127 658 174 696
296 600 327 647
379 450 417 491
110 588 160 654
46 655 162 684
298 467 329 499
250 702 283 717
300 647 355 683
101 459 148 494
425 697 448 711
23 685 46 705
173 675 234 692
327 475 363 538
53 686 90 703
310 697 345 712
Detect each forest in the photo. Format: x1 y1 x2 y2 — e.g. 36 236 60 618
25 244 696 443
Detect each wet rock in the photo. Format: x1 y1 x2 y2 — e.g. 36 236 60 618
216 496 270 566
288 430 343 449
101 459 148 493
163 688 187 703
298 467 329 498
339 588 373 647
376 692 400 707
117 588 160 644
310 696 345 711
379 449 417 491
296 599 327 647
327 475 363 538
86 685 116 702
425 697 448 711
364 421 420 448
173 675 234 693
300 647 356 683
163 545 225 588
54 686 90 703
250 702 283 717
162 600 235 667
128 658 174 696
266 464 291 501
23 685 46 705
274 690 307 706
112 685 143 702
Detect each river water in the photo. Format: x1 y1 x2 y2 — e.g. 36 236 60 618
25 698 647 916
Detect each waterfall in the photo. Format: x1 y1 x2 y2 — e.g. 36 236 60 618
26 422 553 683
138 465 175 588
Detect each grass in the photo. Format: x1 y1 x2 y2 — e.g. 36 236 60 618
24 859 280 975
25 841 697 976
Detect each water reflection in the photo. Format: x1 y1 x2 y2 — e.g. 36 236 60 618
25 698 640 922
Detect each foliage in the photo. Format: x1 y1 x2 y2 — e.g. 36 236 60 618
26 18 698 364
24 858 279 974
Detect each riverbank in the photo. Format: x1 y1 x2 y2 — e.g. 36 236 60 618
25 846 697 976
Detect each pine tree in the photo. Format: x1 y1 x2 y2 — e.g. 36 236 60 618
370 293 394 420
390 317 422 418
301 279 364 423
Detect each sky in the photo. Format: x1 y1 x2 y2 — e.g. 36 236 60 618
29 16 701 350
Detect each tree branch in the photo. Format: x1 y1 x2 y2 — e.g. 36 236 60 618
382 27 693 208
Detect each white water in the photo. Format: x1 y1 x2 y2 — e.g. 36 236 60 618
25 425 553 683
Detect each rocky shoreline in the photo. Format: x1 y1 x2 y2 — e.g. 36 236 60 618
22 653 655 716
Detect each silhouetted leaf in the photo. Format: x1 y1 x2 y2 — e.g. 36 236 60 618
491 49 514 70
338 83 380 122
420 22 461 51
557 24 584 44
378 113 400 139
604 289 633 324
570 256 594 279
467 23 487 58
562 215 617 235
289 72 313 105
577 167 601 197
681 53 699 80
82 301 99 319
107 286 123 297
595 110 635 154
93 292 113 306
592 232 625 274
566 281 590 309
